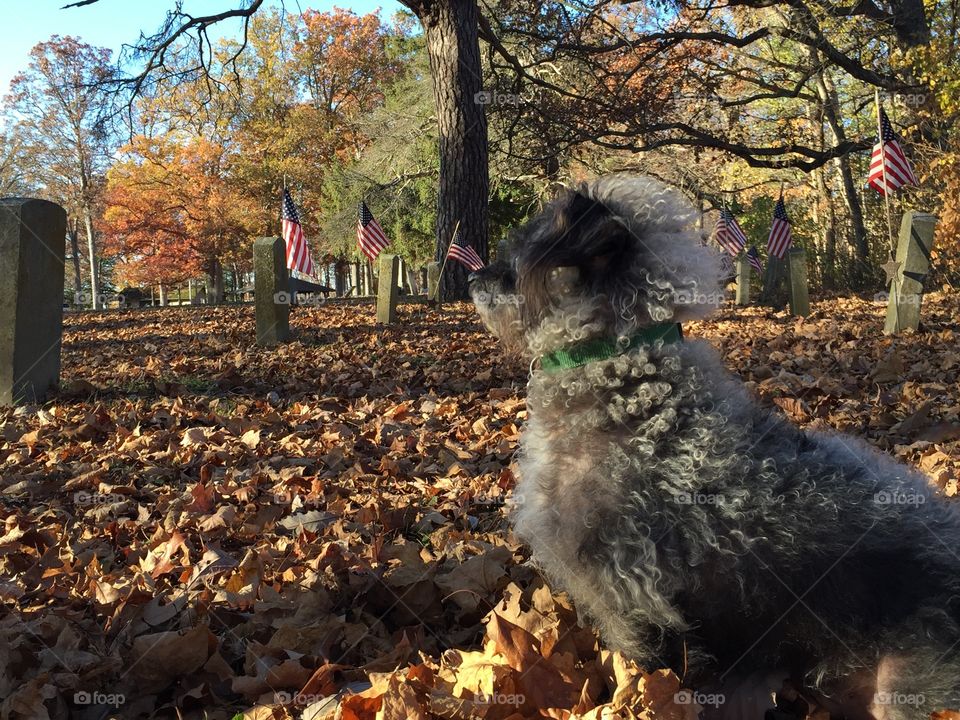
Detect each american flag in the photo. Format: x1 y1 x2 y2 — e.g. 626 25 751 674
282 189 315 276
446 228 484 272
746 245 763 273
714 208 748 257
766 195 793 260
357 201 390 261
868 106 918 196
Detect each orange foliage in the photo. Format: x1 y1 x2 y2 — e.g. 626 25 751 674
102 135 259 288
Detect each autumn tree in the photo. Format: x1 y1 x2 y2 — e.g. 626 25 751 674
102 134 258 301
224 7 402 242
4 36 116 308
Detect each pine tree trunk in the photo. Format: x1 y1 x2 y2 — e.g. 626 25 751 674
404 0 489 302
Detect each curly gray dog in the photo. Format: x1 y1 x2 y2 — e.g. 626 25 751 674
468 175 960 719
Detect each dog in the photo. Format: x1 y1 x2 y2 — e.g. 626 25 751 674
469 175 960 719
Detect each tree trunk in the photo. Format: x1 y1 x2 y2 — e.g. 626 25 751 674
407 267 421 295
83 210 100 309
67 222 82 302
208 258 225 304
813 63 869 286
813 167 837 289
158 284 167 306
890 0 931 46
405 0 489 302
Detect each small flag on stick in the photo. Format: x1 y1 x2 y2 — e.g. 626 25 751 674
714 208 748 257
357 201 391 261
868 106 918 197
282 189 315 276
746 245 763 273
445 228 484 272
766 194 793 260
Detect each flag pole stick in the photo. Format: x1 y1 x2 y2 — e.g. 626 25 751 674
875 89 896 259
432 219 461 302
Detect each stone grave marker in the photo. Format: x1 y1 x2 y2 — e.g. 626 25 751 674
787 247 810 317
254 237 291 346
0 198 67 405
884 212 937 334
377 253 399 324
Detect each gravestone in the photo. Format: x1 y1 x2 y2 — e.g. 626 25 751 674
377 254 399 324
760 255 789 310
787 247 810 317
254 237 291 346
426 261 441 305
735 256 751 306
884 212 937 334
0 198 67 405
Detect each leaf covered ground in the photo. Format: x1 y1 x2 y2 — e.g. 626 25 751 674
2 295 959 720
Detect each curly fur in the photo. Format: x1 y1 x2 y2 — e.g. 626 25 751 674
469 175 960 719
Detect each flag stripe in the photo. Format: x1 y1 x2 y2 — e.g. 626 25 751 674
282 191 315 276
448 244 485 271
766 196 793 259
714 209 748 258
357 201 391 261
446 228 485 272
868 107 918 196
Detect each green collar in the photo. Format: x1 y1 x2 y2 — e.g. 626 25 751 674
538 323 683 373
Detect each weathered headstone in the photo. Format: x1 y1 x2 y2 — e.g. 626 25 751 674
787 247 810 317
377 254 400 324
884 212 937 334
254 237 291 346
759 255 789 310
426 261 441 305
735 256 751 306
0 198 67 405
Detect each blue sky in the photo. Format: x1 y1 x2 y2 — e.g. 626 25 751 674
0 0 403 97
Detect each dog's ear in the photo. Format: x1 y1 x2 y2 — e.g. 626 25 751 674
516 189 634 309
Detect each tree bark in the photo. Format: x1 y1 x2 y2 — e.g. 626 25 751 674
812 167 837 289
208 257 225 304
812 59 869 285
403 0 489 301
82 210 100 309
67 221 82 301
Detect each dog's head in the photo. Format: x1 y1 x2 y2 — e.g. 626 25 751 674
469 175 723 356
